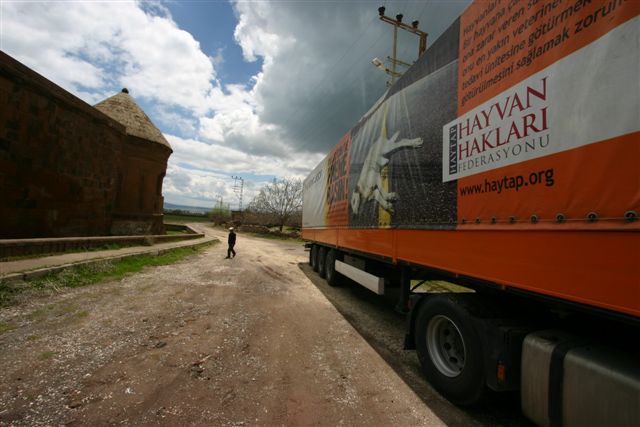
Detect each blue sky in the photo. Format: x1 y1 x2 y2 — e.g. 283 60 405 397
166 0 262 85
1 0 470 209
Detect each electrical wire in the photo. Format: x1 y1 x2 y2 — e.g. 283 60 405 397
295 28 389 150
288 0 442 153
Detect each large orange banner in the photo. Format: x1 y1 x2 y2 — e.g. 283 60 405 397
451 0 640 229
458 0 639 114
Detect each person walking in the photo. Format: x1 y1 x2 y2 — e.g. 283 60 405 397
225 227 236 258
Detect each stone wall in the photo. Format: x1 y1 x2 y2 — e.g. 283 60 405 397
0 52 169 238
0 225 203 260
111 135 170 235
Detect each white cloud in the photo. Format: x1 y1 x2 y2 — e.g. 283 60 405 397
151 105 198 137
1 0 217 114
198 84 289 156
163 163 232 208
1 0 469 208
164 132 322 208
233 1 294 63
166 134 324 180
230 0 470 154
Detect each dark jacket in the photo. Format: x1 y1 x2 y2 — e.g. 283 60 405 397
228 231 236 245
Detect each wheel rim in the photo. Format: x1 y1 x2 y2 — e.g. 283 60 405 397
426 315 466 378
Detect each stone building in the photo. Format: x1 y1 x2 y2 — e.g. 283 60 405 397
0 52 172 239
94 89 173 235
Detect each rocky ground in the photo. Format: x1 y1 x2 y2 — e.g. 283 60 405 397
0 227 459 426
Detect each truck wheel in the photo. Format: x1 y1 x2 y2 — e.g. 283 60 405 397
310 245 317 269
325 249 342 286
312 245 321 272
317 247 327 278
414 295 486 405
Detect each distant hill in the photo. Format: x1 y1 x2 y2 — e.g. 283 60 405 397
164 202 212 215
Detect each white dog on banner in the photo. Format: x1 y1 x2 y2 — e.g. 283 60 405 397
351 129 423 215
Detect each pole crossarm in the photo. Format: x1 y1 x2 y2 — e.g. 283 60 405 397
378 15 428 56
387 56 412 68
374 8 429 87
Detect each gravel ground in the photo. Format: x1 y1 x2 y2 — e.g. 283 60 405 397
0 227 451 426
303 265 530 427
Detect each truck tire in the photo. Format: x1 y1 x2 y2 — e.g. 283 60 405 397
414 295 486 406
310 245 317 269
312 245 322 272
317 246 327 278
324 249 342 287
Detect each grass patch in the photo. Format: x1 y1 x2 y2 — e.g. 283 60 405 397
163 214 211 223
26 303 89 324
75 310 90 319
0 243 215 307
0 320 17 334
1 242 131 262
38 351 55 360
27 306 51 321
166 230 187 235
246 232 304 243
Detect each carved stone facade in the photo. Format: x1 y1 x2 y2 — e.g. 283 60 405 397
0 52 172 238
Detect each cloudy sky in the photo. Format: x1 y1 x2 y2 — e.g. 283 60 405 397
1 0 469 209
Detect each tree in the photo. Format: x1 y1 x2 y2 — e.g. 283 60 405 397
209 205 231 224
248 178 303 231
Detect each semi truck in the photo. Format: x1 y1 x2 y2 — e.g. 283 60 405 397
301 1 639 425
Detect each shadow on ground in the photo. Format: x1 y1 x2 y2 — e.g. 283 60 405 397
298 262 531 427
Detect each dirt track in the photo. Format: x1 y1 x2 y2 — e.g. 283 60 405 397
0 227 451 426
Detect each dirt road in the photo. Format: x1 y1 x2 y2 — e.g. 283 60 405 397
0 227 447 426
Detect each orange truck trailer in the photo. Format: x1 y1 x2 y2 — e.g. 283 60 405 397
302 1 639 425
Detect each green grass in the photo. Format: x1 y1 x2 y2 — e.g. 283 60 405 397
0 243 215 307
245 226 302 243
26 303 89 324
38 351 55 360
0 320 17 334
75 310 90 319
166 230 187 235
163 214 211 223
247 232 304 243
0 242 129 262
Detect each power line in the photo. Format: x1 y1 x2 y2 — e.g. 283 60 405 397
299 3 429 150
399 0 432 60
299 12 380 111
366 4 431 88
295 27 389 149
277 11 384 153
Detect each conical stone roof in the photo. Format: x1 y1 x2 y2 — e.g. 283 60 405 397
94 89 171 150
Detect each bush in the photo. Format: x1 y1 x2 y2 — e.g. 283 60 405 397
209 206 231 224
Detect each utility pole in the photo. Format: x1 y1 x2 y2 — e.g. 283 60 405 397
374 6 428 86
231 176 244 211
